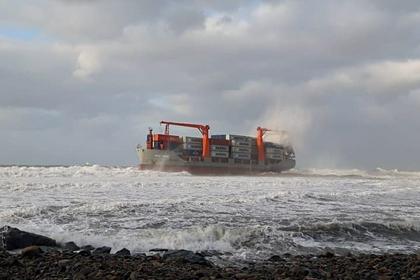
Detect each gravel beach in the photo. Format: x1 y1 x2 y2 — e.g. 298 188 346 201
1 227 419 280
1 246 420 279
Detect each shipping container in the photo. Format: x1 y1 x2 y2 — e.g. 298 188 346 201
153 142 160 149
231 146 251 153
183 150 202 156
183 143 202 151
210 134 226 139
231 139 252 147
265 142 284 149
183 136 203 143
231 153 251 160
211 145 229 152
211 157 229 163
168 142 182 150
226 134 254 142
210 138 230 146
153 134 182 143
211 151 229 158
266 147 283 154
266 153 283 160
212 134 254 142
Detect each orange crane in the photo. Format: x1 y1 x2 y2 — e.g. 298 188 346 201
256 127 271 162
160 121 210 158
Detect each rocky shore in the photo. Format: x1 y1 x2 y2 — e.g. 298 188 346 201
1 226 419 279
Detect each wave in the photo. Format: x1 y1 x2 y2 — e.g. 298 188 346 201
3 220 420 262
0 165 192 179
284 167 420 179
279 221 420 242
2 165 420 180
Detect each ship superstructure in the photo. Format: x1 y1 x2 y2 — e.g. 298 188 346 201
136 121 295 174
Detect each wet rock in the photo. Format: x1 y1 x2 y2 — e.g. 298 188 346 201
76 249 91 256
115 248 131 256
199 250 223 257
92 246 111 255
73 272 87 280
58 259 72 266
268 255 283 262
80 245 94 251
321 251 335 258
133 253 147 258
0 226 56 250
149 248 169 252
21 245 42 258
163 249 213 267
63 241 80 251
129 271 140 280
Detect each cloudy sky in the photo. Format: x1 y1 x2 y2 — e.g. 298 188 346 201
1 0 420 169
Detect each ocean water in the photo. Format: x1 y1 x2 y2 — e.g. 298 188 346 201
1 165 420 262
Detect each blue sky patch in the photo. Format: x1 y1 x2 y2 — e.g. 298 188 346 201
0 26 45 41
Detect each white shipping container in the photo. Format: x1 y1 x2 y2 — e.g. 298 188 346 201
265 142 283 149
266 147 283 154
183 136 203 143
266 153 283 160
226 134 253 142
231 153 251 160
211 145 229 152
183 143 202 151
231 140 251 147
231 146 251 153
211 151 229 158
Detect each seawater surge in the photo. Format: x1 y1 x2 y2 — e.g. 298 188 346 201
1 165 420 262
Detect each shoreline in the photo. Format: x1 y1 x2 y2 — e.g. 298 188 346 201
1 226 419 279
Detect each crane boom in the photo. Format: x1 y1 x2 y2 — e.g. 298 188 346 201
160 121 210 158
256 127 271 162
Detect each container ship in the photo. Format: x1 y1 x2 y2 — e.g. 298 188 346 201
136 121 296 175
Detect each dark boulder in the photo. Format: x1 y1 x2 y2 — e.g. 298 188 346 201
0 226 56 250
149 248 169 252
198 250 223 257
115 248 131 256
76 249 91 256
268 255 283 262
163 250 212 267
62 241 80 251
321 251 335 258
80 245 94 251
92 246 111 255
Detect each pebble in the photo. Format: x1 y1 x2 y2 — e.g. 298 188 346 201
21 245 42 258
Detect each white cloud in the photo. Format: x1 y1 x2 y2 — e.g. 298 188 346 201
73 49 101 79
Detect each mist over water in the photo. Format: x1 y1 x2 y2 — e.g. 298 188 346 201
1 166 420 262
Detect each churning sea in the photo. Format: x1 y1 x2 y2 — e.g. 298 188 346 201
1 165 419 263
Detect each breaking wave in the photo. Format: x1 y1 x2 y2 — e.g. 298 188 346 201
1 165 420 180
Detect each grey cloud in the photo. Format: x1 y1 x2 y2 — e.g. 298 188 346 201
0 0 420 169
